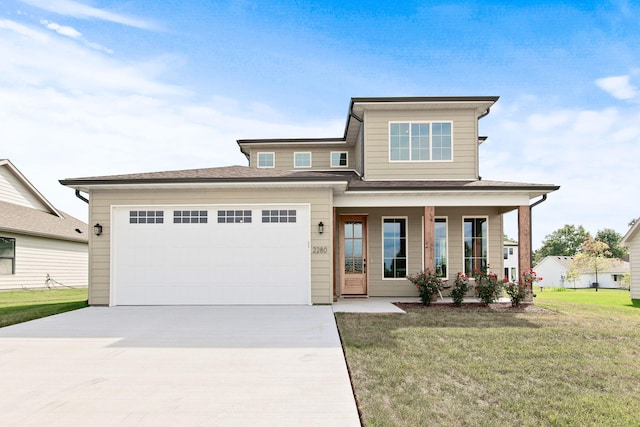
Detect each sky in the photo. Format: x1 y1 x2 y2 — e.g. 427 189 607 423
2 0 639 249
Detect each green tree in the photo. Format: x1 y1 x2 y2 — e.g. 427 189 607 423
568 238 617 292
534 224 591 263
595 228 627 259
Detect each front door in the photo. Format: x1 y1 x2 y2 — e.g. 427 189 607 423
340 215 368 296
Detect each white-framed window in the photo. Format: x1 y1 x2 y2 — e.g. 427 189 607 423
389 121 452 161
294 152 311 168
382 217 407 279
257 152 275 168
0 237 16 275
330 151 348 167
463 217 488 276
435 217 447 278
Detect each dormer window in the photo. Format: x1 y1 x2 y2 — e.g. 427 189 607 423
389 122 452 161
331 152 348 167
257 152 275 168
294 152 311 168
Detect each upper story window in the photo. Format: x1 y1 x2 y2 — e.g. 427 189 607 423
294 152 311 168
257 152 275 168
0 237 16 275
331 152 348 167
389 122 452 161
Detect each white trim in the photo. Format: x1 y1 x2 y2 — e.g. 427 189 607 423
388 121 454 163
257 152 275 168
293 152 312 168
334 193 533 207
462 215 489 276
330 151 349 168
381 216 409 281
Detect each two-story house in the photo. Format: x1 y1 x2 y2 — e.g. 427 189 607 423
60 97 559 306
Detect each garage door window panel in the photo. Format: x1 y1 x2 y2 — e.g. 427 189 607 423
217 210 252 223
130 210 164 224
174 210 208 224
262 210 296 223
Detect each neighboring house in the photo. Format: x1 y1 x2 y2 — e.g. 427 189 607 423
621 220 640 301
534 255 629 289
0 160 88 290
60 96 559 306
503 241 519 282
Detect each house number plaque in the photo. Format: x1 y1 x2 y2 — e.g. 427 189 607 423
312 246 328 254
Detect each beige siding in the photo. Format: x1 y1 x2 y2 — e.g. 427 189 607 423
335 206 504 297
629 235 640 300
0 231 88 290
0 166 49 211
362 108 479 180
248 146 355 171
88 187 333 305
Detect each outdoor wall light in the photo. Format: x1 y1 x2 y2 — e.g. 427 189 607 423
94 223 103 236
318 221 324 234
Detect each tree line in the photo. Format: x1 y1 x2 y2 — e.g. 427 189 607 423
534 225 627 264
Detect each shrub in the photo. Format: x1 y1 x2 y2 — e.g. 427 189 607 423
450 273 471 306
473 269 505 305
407 269 443 306
505 282 527 307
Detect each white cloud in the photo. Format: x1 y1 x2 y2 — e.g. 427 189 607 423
0 19 343 223
40 19 81 38
595 75 639 100
19 0 158 30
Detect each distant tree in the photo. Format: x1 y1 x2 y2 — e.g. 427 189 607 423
568 238 617 292
504 234 517 243
595 228 627 259
534 224 591 263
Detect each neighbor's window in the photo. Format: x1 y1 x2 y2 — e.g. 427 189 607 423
504 248 509 259
331 151 348 167
294 152 311 168
174 210 208 224
130 210 164 224
464 217 487 275
217 210 252 223
435 218 447 278
257 152 275 168
383 218 407 278
0 237 16 275
389 122 452 161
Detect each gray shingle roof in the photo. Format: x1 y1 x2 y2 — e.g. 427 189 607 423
0 200 88 243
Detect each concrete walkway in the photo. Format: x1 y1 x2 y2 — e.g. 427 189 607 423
0 306 360 427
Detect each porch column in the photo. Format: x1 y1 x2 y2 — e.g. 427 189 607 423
517 205 532 302
424 206 435 273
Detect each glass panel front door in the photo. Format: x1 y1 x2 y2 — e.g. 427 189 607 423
341 216 368 296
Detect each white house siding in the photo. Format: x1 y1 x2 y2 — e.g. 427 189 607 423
0 231 88 290
362 108 479 181
0 166 49 212
628 235 640 300
88 187 333 306
334 206 504 297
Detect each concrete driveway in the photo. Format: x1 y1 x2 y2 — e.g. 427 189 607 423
0 306 360 426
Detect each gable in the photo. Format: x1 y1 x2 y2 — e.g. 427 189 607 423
0 161 59 215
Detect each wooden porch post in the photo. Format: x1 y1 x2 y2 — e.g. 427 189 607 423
518 205 532 302
424 206 435 273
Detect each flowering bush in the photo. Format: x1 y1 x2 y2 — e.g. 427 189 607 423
505 268 542 307
407 269 443 306
449 273 471 306
472 268 505 305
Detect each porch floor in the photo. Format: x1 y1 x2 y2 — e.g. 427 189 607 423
332 296 512 313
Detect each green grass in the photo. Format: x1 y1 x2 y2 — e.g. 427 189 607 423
336 290 640 426
0 288 88 328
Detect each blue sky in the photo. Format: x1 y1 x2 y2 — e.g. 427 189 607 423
2 0 639 248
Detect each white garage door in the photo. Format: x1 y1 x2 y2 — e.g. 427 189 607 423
111 205 310 305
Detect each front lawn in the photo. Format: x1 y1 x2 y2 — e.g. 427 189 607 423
0 288 88 327
336 291 640 426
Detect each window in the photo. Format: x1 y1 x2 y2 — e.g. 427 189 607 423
389 122 452 161
383 218 407 278
262 210 296 223
504 248 509 260
435 218 447 278
294 152 311 168
257 152 275 168
463 217 487 275
217 210 252 223
511 268 516 281
331 151 348 167
130 210 164 224
174 210 208 224
0 237 16 275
